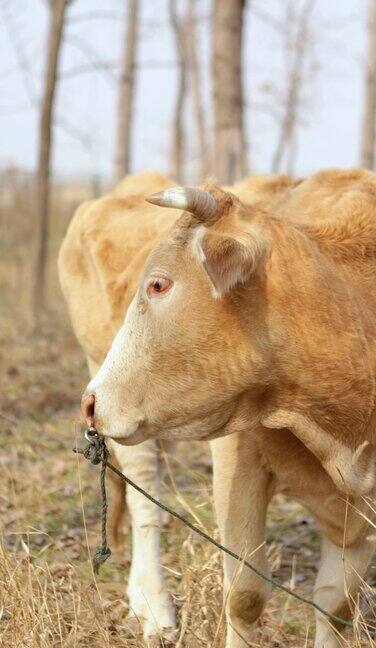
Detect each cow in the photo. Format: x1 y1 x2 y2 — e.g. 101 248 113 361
80 168 376 648
58 170 298 643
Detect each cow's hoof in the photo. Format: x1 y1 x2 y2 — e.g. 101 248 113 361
127 584 176 643
123 615 177 645
126 608 177 645
145 627 178 647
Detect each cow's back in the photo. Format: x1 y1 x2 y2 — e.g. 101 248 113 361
230 174 301 208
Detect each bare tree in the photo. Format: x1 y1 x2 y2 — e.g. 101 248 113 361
114 0 139 183
212 0 248 185
31 0 68 325
361 0 376 169
186 0 208 181
169 0 188 182
271 0 315 174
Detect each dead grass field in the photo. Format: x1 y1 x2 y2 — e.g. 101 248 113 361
0 187 375 647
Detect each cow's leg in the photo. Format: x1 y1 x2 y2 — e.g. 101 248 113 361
211 432 272 648
111 439 176 642
86 358 175 642
314 534 374 648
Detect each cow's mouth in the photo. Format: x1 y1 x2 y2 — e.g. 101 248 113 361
104 426 149 446
154 404 237 443
92 413 148 446
97 398 238 446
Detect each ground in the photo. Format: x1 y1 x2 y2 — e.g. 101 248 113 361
2 317 376 647
0 190 375 647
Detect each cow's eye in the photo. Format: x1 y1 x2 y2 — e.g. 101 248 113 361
147 276 172 298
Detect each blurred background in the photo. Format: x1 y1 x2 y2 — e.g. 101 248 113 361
1 2 376 646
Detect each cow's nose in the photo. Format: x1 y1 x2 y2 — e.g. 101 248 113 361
81 393 95 427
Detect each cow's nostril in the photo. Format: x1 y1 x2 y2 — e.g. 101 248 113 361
82 393 95 426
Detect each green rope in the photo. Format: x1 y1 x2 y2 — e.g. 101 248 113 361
74 429 376 637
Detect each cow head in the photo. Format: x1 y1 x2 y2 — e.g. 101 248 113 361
82 183 272 445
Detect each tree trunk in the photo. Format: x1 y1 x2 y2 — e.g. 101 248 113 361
361 0 376 170
31 0 68 326
114 0 139 183
271 0 313 174
169 0 187 182
186 0 208 181
212 0 248 185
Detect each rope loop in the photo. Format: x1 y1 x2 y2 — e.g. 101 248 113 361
74 429 111 573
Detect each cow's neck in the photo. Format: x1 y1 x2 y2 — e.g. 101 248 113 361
245 219 376 497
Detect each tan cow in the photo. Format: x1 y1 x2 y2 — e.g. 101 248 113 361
81 168 376 647
58 170 297 643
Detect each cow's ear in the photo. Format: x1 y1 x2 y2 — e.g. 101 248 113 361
192 225 266 297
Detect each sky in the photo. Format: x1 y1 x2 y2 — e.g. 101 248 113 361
0 0 368 183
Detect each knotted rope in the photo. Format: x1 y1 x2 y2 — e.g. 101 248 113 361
74 428 376 637
74 427 111 574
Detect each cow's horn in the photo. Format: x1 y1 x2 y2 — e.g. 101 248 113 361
146 187 218 222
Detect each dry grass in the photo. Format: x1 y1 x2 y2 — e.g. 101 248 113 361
0 183 375 646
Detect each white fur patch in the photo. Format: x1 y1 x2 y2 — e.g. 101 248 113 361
190 225 206 264
86 296 146 440
190 226 221 299
111 440 176 638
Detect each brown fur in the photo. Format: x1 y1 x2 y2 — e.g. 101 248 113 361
106 456 126 548
331 600 352 631
61 169 376 647
59 170 292 545
228 590 265 625
58 171 179 364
